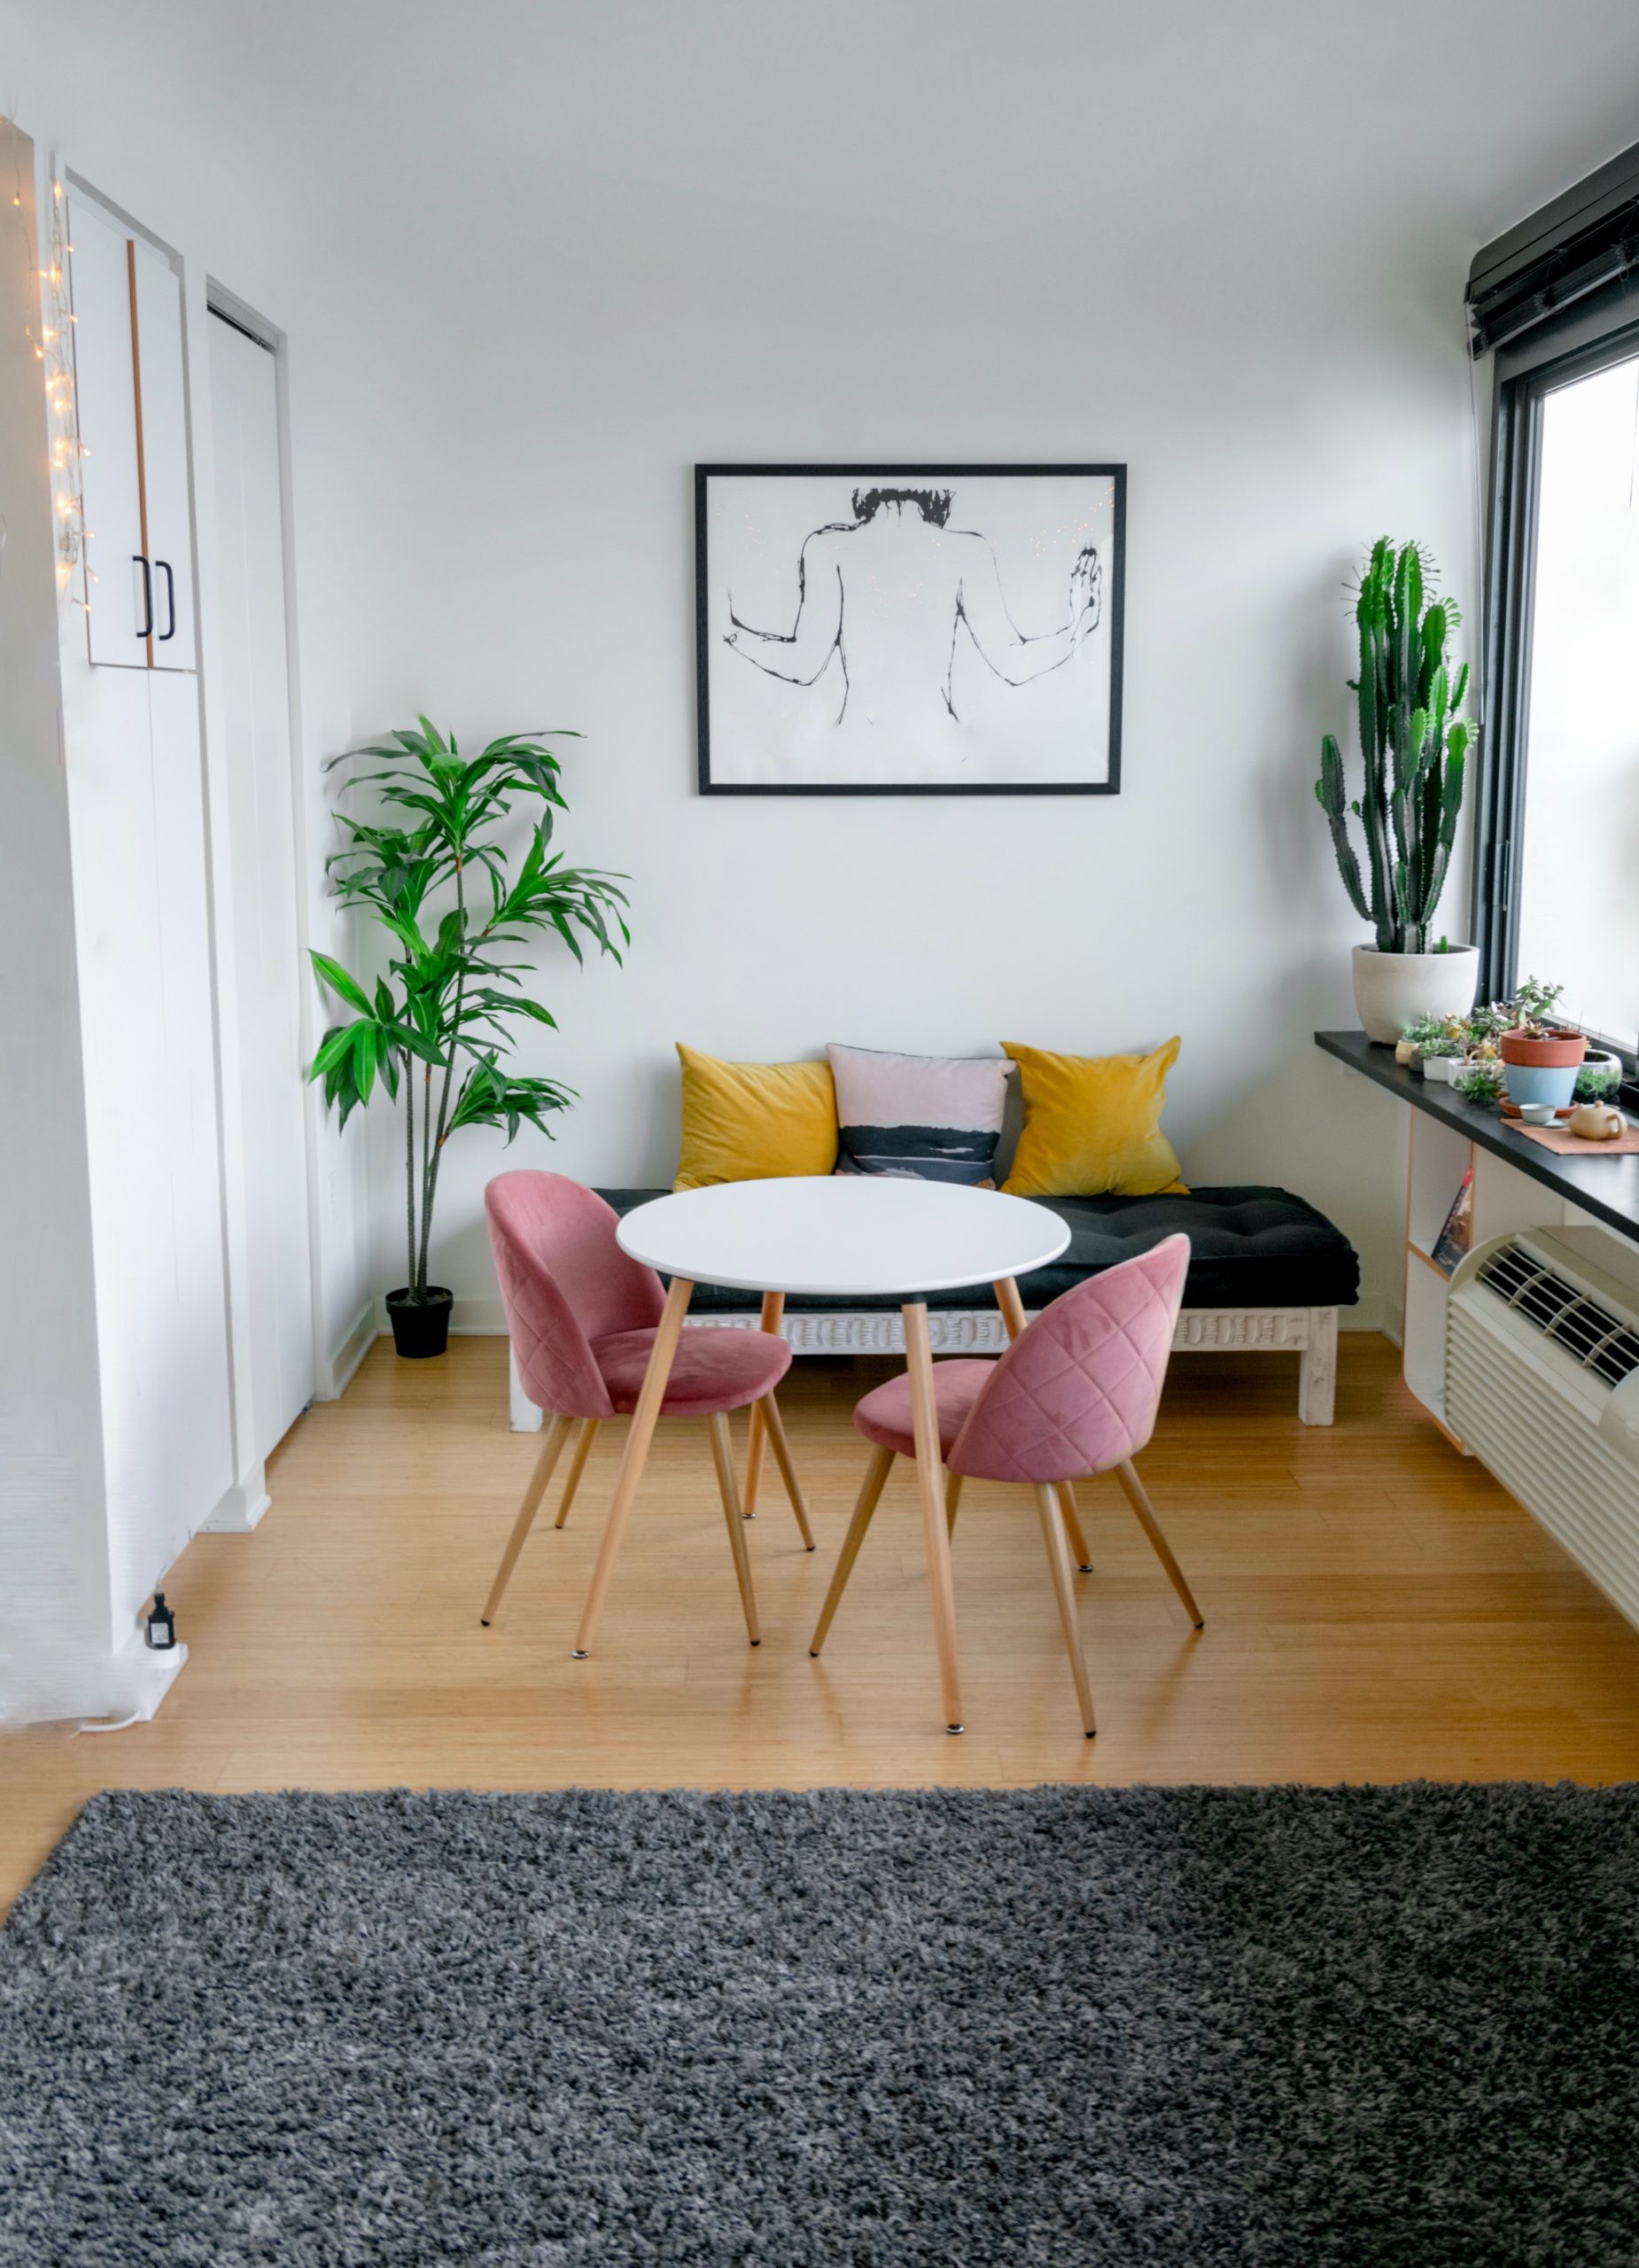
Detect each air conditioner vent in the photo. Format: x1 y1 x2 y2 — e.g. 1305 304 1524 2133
1475 1247 1639 1389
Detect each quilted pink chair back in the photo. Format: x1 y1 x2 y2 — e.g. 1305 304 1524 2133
948 1235 1189 1484
485 1172 665 1419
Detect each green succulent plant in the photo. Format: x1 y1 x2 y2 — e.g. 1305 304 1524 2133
1316 540 1472 954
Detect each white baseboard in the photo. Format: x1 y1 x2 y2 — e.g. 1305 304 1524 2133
200 1461 270 1534
75 1634 190 1730
322 1299 380 1399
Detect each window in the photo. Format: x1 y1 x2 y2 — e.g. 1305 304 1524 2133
1513 350 1639 1051
1470 137 1639 1065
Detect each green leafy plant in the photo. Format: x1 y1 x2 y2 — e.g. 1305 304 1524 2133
308 718 629 1302
1316 539 1472 953
1575 1063 1623 1103
1454 1060 1505 1106
1465 999 1515 1045
1508 975 1568 1037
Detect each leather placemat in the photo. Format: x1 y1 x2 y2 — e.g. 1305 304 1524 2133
1505 1118 1639 1157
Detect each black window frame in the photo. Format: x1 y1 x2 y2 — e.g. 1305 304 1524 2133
1472 268 1639 1073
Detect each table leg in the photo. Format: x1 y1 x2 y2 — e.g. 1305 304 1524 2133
903 1300 965 1733
993 1276 1094 1573
571 1275 694 1658
741 1291 784 1518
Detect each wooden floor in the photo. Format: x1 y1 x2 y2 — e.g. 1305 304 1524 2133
4 1332 1638 1914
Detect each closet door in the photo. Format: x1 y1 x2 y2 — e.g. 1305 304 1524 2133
208 308 315 1454
65 191 147 667
130 239 197 671
64 663 235 1631
66 191 197 671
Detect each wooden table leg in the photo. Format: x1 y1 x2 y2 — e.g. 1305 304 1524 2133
993 1277 1094 1572
740 1291 785 1518
757 1389 815 1550
810 1444 894 1656
571 1276 693 1658
903 1301 965 1733
707 1411 761 1645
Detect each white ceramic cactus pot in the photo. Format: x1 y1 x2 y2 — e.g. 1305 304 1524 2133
1352 944 1480 1046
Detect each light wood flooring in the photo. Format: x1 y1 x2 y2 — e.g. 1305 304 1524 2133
4 1332 1638 1915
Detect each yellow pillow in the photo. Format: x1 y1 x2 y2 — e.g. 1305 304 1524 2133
673 1045 838 1190
1000 1037 1187 1198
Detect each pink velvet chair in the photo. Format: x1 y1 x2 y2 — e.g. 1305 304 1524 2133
481 1172 812 1643
810 1235 1201 1736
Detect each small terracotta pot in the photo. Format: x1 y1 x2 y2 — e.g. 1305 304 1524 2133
1499 1028 1586 1113
1498 1028 1587 1070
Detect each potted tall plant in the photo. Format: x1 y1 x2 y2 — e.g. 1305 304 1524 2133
1316 539 1477 1043
308 718 628 1358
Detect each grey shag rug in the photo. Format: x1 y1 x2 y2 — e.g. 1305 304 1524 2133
2 1786 1636 2266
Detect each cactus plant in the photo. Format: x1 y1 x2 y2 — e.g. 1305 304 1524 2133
1316 539 1472 953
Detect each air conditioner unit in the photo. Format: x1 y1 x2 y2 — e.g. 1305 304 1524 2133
1447 1224 1639 1631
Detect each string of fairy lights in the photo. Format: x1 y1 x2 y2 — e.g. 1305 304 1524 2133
3 111 93 612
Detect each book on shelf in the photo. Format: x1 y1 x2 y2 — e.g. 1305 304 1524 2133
1430 1169 1473 1277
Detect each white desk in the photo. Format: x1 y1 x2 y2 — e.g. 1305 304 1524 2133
571 1177 1070 1731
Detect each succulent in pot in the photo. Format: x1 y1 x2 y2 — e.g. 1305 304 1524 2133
1497 976 1586 1112
1454 1059 1506 1107
1402 1012 1467 1082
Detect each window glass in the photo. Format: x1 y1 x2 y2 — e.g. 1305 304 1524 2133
1516 353 1639 1051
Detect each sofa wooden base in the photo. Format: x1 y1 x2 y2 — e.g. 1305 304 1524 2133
509 1304 1339 1433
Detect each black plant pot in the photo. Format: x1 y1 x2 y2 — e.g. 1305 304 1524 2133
385 1286 454 1359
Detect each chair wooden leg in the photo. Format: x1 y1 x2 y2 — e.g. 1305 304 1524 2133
1033 1483 1098 1737
571 1276 693 1657
1056 1483 1093 1573
993 1277 1090 1573
553 1418 600 1529
741 1292 785 1518
809 1445 894 1657
1115 1457 1203 1627
480 1412 572 1625
707 1411 761 1646
944 1472 964 1537
757 1390 815 1550
904 1301 965 1733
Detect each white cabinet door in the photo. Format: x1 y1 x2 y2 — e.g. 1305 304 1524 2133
64 662 235 1632
130 238 196 672
208 310 315 1455
66 193 196 672
66 191 148 668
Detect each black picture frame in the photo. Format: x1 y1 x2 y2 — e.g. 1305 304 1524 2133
695 462 1126 796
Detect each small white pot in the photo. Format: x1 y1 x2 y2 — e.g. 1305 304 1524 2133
1352 944 1480 1046
1420 1055 1459 1084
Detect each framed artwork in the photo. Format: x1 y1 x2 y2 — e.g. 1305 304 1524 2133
695 462 1125 796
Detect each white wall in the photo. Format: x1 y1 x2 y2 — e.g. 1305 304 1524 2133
10 1 1639 1353
0 121 114 1718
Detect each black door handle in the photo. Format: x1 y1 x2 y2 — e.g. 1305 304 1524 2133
156 559 176 642
134 555 153 640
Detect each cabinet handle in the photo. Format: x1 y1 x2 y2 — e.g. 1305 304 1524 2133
133 555 153 640
156 560 176 642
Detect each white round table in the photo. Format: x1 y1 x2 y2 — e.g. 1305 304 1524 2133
573 1178 1072 1731
616 1176 1070 1296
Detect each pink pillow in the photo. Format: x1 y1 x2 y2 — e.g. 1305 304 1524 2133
827 1044 1012 1186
